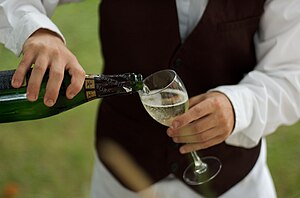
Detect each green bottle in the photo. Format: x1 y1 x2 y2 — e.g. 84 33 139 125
0 69 143 123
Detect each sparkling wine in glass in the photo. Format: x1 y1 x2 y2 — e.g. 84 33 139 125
139 69 222 185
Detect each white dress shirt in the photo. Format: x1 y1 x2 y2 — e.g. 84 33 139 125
1 0 300 197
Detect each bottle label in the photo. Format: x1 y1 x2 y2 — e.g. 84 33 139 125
85 90 97 100
84 76 97 101
85 79 95 89
94 75 133 97
83 74 136 100
0 70 27 91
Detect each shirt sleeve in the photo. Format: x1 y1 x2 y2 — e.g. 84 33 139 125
0 0 64 56
211 0 300 148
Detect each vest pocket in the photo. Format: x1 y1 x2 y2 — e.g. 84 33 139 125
217 16 261 32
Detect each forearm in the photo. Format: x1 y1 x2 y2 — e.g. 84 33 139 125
213 0 300 148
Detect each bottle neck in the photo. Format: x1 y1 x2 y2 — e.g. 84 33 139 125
83 73 143 100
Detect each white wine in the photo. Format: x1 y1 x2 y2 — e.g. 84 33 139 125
141 89 189 126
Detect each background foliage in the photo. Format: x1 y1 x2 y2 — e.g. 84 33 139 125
0 1 299 197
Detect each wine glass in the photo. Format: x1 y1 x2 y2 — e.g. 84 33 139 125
139 69 221 185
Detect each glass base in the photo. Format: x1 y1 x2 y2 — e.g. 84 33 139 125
183 156 222 185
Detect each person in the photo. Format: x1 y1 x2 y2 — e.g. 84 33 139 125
1 0 300 197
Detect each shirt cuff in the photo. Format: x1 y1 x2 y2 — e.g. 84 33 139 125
5 12 65 56
210 85 261 148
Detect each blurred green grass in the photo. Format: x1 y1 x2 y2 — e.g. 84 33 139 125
0 1 101 198
0 1 300 197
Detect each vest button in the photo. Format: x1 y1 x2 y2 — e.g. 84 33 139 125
170 162 179 173
173 58 183 68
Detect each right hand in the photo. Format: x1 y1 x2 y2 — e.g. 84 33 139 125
11 29 86 107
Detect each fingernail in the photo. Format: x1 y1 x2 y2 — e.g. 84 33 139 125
68 92 75 99
167 129 172 136
173 137 178 143
45 99 54 107
171 121 179 129
180 147 186 154
26 92 36 101
11 79 21 87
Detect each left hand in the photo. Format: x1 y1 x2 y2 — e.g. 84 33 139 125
166 92 235 154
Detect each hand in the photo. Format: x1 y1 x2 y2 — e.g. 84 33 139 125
167 92 235 154
11 29 86 107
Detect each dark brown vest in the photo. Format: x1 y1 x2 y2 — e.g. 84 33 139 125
96 0 265 196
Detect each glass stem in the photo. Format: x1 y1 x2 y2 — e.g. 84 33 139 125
190 151 207 174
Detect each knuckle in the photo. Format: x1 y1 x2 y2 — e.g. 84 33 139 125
51 69 64 79
27 83 38 92
217 135 226 144
218 112 226 125
38 43 47 51
198 132 210 142
18 60 29 69
49 47 61 58
72 83 83 92
68 53 78 63
226 123 234 134
74 67 86 78
195 134 203 142
193 144 201 152
27 41 46 52
218 112 231 130
189 144 197 152
48 87 59 96
192 124 201 134
45 84 60 95
201 142 210 149
192 105 202 116
33 64 46 73
79 69 86 77
224 121 232 131
211 97 222 108
25 41 36 49
69 77 83 91
194 121 204 131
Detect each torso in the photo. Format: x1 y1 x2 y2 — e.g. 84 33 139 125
96 0 265 196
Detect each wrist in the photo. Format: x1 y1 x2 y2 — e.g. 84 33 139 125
29 28 65 44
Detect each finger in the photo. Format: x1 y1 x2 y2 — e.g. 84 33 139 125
65 60 85 99
12 53 35 88
172 126 219 144
170 99 211 129
188 94 205 107
168 114 215 137
179 135 225 154
43 64 65 107
26 56 48 101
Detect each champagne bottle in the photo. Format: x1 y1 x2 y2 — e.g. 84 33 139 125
0 69 143 123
